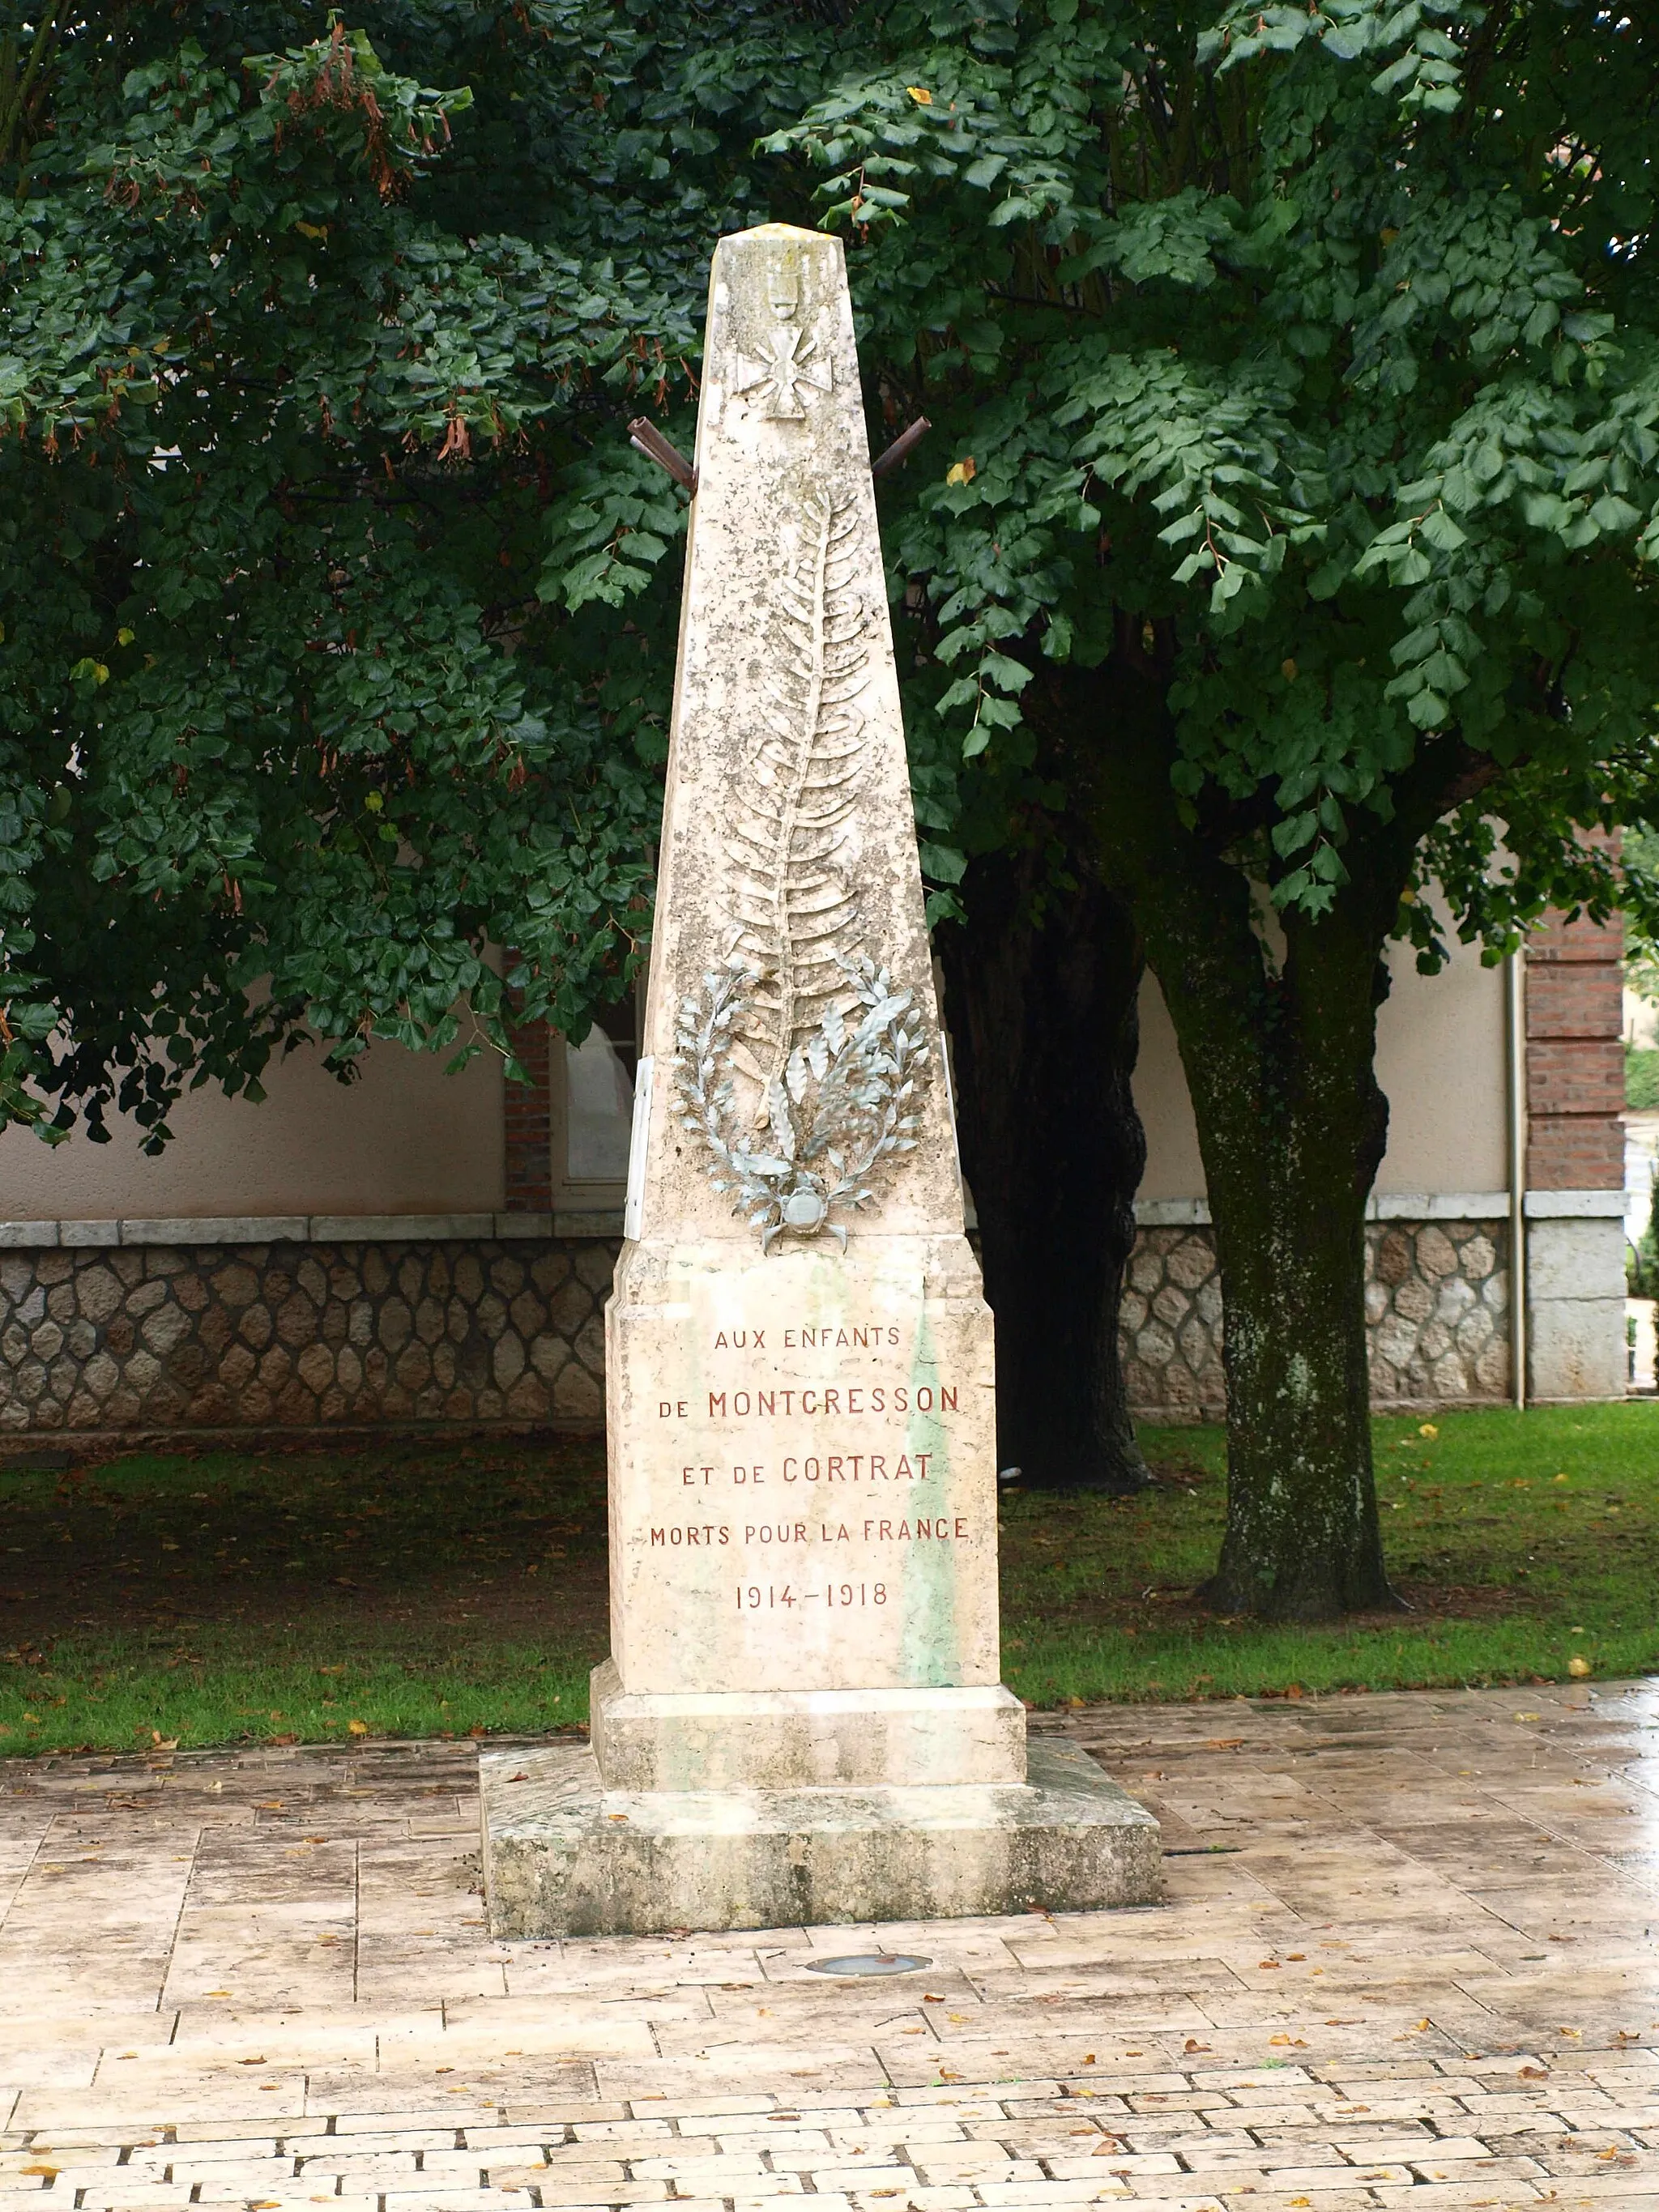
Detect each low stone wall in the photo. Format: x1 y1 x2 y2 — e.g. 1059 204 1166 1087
1120 1218 1512 1420
0 1238 616 1438
0 1217 1512 1442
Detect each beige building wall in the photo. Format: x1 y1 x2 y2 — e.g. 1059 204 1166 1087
0 927 1506 1225
1137 929 1508 1202
0 1035 505 1221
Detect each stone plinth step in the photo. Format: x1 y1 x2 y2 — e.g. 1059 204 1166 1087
589 1658 1028 1789
479 1737 1162 1937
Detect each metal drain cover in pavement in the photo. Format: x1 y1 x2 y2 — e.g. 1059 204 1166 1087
806 1953 931 1976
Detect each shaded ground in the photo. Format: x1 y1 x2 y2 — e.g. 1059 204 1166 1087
0 1401 1655 1751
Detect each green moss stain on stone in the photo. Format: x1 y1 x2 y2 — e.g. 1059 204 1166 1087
900 1307 957 1685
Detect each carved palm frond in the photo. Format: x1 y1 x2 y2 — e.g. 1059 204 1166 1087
723 488 869 1107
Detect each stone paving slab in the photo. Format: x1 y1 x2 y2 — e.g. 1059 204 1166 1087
2 1681 1659 2206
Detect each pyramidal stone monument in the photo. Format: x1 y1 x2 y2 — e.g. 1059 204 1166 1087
480 224 1161 1937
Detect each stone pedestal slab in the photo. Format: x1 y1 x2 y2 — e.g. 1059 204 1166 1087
480 1737 1162 1938
590 1658 1026 1789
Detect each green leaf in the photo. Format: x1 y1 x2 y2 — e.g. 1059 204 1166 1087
918 841 967 884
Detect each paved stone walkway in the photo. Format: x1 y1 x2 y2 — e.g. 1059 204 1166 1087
2 1681 1657 2210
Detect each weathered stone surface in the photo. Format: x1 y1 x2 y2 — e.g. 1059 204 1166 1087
484 222 1154 1939
604 225 998 1720
1528 1216 1627 1400
1417 1225 1458 1278
1376 1229 1413 1285
590 1659 1026 1789
480 1737 1161 1937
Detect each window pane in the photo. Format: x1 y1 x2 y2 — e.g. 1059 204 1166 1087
565 1027 636 1182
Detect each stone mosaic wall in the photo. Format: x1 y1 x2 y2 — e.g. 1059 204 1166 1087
1119 1218 1512 1419
0 1218 1510 1438
0 1240 616 1438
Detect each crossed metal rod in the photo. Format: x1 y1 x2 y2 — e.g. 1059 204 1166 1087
626 414 930 498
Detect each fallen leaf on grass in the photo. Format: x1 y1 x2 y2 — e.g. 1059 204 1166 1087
348 1720 369 1736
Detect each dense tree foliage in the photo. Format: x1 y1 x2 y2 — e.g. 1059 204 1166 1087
0 0 817 1140
6 0 1659 1609
758 0 1659 1609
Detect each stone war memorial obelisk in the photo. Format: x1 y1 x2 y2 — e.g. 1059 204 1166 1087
480 224 1160 1937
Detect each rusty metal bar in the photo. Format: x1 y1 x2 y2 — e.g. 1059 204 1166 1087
871 416 931 484
628 417 697 494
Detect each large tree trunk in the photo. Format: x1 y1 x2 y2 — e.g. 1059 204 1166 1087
939 845 1150 1494
1067 655 1404 1615
1165 893 1397 1618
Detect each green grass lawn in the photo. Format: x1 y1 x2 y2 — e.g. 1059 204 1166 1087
0 1400 1653 1754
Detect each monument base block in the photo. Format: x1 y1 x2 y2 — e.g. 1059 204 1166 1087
480 1737 1162 1938
589 1659 1028 1789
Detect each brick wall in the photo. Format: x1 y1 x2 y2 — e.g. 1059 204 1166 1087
1526 907 1625 1189
502 1019 553 1214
